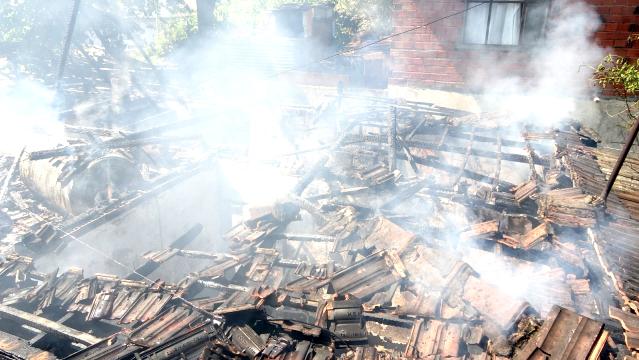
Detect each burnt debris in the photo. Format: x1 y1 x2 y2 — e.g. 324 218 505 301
0 95 638 360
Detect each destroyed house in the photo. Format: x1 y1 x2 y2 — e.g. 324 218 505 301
0 93 639 359
2 0 639 358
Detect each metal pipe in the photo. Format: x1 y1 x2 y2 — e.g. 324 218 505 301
600 116 639 204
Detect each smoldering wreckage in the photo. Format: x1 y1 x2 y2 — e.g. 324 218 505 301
2 92 639 360
2 6 639 353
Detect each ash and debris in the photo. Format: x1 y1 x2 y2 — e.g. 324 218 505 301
0 5 638 355
0 90 639 360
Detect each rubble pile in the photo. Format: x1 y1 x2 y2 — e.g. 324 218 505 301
0 96 638 359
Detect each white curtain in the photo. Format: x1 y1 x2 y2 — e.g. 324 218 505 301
464 2 489 44
487 3 521 45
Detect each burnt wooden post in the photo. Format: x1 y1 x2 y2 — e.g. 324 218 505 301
56 0 82 92
600 116 639 204
388 106 397 171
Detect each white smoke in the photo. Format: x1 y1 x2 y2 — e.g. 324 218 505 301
160 30 310 207
0 64 65 155
473 0 605 128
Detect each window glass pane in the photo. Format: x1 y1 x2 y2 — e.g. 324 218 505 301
487 2 521 45
464 2 489 44
521 1 548 44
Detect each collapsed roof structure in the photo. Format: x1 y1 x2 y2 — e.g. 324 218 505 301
2 0 639 358
1 93 639 360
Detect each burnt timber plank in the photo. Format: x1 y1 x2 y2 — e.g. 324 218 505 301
0 304 101 346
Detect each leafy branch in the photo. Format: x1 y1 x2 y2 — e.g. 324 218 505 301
593 52 639 133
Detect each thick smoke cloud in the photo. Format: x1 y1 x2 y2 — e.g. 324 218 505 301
472 0 605 128
0 63 64 154
432 0 607 315
0 0 613 308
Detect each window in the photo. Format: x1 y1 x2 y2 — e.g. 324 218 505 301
463 0 550 46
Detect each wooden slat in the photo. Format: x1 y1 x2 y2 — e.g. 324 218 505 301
0 304 101 345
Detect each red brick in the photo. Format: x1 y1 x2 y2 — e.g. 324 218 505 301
611 6 626 15
602 15 624 22
596 6 611 15
615 48 630 57
388 78 408 86
595 32 624 40
625 49 639 58
597 39 615 47
397 41 418 50
614 39 629 47
389 0 637 90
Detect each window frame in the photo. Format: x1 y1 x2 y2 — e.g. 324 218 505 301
460 0 551 48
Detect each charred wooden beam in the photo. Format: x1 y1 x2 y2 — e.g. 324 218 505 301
293 155 329 196
524 137 540 181
344 134 547 166
388 106 397 171
405 118 427 141
452 126 475 187
56 0 82 90
447 129 525 147
282 233 336 242
290 195 330 225
437 124 449 148
0 304 101 346
0 148 24 204
493 132 502 190
398 153 514 188
404 122 525 147
29 135 198 161
397 136 419 173
126 224 203 280
406 139 545 166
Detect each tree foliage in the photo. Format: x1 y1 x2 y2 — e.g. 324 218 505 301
0 0 71 73
594 54 639 97
212 0 392 46
333 0 392 45
0 0 392 71
593 43 639 130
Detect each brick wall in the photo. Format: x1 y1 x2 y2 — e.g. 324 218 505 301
390 0 639 90
589 0 639 59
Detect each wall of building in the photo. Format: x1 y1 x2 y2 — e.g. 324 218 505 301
389 0 639 90
593 0 639 58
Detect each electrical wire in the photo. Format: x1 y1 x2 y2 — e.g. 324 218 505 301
273 2 489 77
